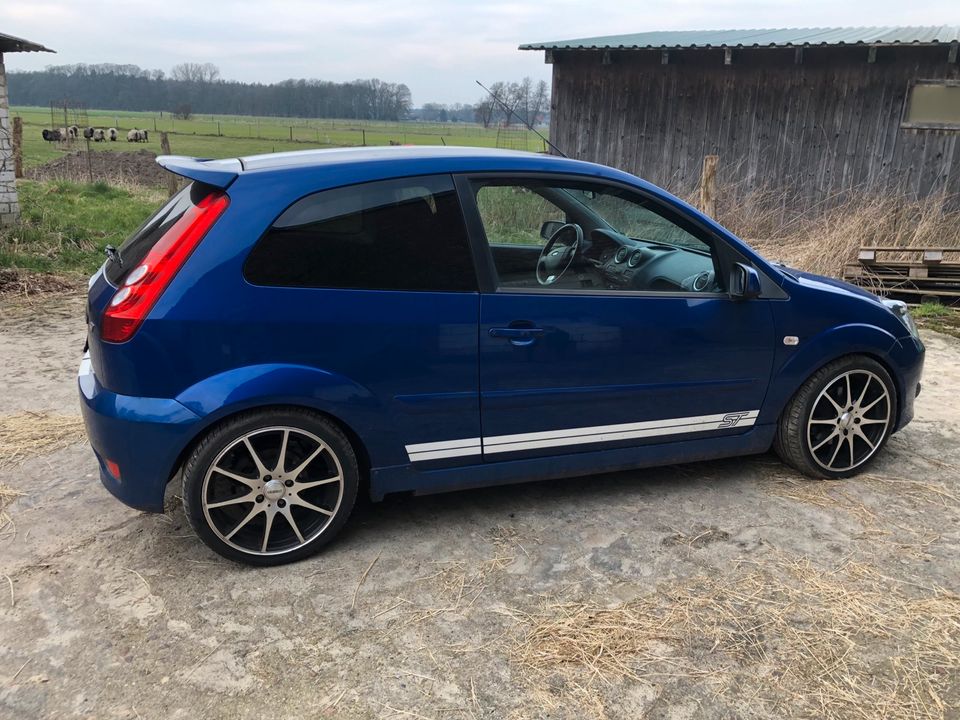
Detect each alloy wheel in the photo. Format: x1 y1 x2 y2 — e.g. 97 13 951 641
201 426 344 556
806 370 891 473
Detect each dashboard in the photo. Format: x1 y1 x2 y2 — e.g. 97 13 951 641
583 229 721 293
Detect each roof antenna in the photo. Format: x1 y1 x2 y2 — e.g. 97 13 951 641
475 80 567 158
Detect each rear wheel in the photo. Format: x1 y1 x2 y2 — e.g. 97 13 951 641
182 409 358 565
774 356 896 478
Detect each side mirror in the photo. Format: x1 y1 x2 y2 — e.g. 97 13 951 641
540 220 564 240
729 263 762 300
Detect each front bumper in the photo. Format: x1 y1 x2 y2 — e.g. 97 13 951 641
78 353 201 512
891 335 925 432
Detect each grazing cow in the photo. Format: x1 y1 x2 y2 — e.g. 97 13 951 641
108 128 118 141
59 128 69 141
68 125 80 139
93 128 106 142
83 127 95 140
127 128 139 142
41 128 62 142
141 129 149 143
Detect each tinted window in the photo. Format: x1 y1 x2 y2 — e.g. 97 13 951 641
105 182 205 285
244 175 476 291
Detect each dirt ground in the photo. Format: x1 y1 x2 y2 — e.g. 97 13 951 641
1 293 959 720
24 151 167 188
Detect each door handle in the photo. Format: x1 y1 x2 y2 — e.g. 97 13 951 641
489 326 544 346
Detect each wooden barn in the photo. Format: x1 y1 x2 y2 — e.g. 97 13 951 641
0 31 54 226
520 27 960 209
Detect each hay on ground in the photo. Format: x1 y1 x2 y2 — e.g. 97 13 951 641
510 555 960 719
0 412 86 468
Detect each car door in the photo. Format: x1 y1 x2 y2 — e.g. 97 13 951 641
459 174 777 461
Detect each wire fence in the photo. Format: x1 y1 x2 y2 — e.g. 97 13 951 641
13 107 548 152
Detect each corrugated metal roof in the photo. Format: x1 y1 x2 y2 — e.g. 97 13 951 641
520 26 960 51
0 31 55 54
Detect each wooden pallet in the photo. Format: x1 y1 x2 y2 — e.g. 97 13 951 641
842 247 960 302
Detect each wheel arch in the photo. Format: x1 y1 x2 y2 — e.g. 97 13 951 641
763 323 903 428
165 401 373 500
164 363 386 499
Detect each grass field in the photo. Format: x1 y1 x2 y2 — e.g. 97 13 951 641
0 180 164 279
12 106 548 169
2 106 546 281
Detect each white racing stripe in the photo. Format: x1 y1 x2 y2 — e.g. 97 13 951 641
404 410 759 463
405 437 482 463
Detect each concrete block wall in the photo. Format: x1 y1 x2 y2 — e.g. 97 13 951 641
0 54 21 226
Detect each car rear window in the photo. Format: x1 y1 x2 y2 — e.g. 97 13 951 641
243 175 477 292
104 182 211 285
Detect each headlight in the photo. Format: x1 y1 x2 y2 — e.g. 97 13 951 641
882 299 920 339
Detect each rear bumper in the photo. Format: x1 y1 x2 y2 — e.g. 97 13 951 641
78 353 200 512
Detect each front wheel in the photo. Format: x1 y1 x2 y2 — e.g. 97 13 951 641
774 356 897 479
182 409 359 565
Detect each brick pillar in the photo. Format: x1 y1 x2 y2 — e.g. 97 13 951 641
0 53 21 226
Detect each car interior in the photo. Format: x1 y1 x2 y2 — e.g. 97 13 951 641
473 181 724 294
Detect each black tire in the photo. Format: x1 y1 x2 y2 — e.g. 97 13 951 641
774 355 897 479
182 408 359 566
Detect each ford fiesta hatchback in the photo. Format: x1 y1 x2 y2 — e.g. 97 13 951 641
79 147 925 565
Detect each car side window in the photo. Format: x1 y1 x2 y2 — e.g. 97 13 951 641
470 178 722 294
245 175 477 292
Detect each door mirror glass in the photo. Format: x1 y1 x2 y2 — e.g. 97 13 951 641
540 220 565 240
729 263 761 300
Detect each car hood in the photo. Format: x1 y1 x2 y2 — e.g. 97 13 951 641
782 266 884 305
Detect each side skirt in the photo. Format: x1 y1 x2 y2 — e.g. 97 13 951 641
369 424 776 500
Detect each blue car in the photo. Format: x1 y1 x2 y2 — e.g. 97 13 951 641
79 147 925 565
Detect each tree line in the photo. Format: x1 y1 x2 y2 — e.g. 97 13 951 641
7 63 413 121
7 63 549 127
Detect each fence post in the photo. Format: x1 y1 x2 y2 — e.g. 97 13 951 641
218 121 221 137
12 117 23 179
362 129 366 146
85 137 94 184
700 155 719 217
289 126 293 142
160 132 178 197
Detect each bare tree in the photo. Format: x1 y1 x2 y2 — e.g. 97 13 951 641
475 96 496 128
170 62 221 84
530 79 549 126
477 77 550 128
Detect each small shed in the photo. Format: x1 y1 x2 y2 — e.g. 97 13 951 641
0 31 54 226
520 27 960 210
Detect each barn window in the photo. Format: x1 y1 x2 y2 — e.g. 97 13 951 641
902 80 960 130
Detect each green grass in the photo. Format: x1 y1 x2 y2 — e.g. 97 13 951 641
0 180 164 276
912 302 960 339
12 105 547 170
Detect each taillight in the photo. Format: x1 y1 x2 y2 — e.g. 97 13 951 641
101 192 229 343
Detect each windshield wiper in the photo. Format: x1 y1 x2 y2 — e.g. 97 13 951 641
770 260 798 280
105 245 123 267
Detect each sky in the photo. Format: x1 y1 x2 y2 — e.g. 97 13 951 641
2 0 959 106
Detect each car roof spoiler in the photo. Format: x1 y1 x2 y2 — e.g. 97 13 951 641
155 155 242 189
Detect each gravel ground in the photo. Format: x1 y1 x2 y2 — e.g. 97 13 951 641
1 293 958 720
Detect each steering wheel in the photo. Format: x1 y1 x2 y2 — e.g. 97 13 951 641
536 223 583 286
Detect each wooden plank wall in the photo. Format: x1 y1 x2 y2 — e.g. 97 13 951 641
549 46 960 209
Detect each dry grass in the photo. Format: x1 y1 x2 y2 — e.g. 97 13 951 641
0 411 87 468
0 481 22 535
510 554 960 719
0 268 81 296
698 186 960 279
765 470 958 557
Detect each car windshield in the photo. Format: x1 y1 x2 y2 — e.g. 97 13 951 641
561 188 709 253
